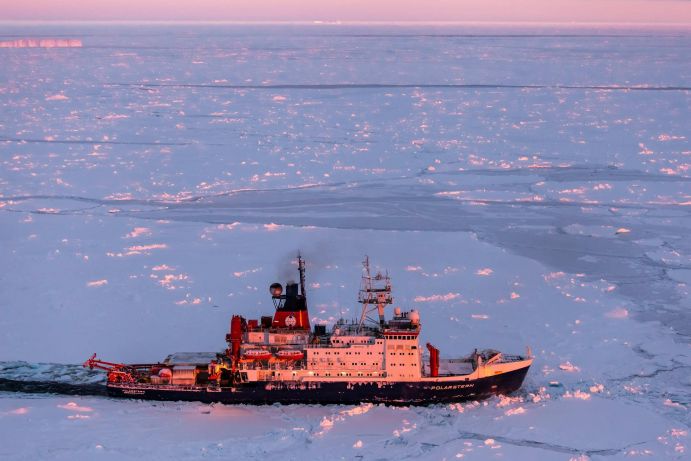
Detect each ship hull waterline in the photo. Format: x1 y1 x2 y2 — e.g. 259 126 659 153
106 365 530 405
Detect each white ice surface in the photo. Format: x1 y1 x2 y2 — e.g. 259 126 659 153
0 395 686 461
1 23 689 460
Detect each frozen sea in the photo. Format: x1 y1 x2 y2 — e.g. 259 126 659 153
0 23 690 460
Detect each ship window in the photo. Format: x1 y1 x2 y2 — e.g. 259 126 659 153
411 346 417 350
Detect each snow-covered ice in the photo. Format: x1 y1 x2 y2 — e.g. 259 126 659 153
0 23 689 460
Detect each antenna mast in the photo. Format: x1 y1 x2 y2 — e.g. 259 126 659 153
358 256 392 331
298 252 306 298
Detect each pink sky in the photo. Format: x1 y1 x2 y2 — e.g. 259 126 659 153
2 0 691 23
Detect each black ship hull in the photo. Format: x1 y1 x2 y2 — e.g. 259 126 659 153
106 365 530 405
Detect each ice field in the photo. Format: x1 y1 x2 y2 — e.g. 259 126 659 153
0 23 689 460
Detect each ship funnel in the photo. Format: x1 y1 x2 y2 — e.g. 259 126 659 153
270 283 283 297
285 282 299 298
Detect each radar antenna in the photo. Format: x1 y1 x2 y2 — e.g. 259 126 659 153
358 256 392 331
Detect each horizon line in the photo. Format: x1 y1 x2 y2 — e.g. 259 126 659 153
1 20 690 28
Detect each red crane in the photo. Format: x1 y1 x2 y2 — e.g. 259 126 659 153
83 353 139 383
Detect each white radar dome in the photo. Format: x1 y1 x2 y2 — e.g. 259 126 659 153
409 310 420 325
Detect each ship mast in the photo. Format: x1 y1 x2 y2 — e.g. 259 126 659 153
357 256 392 331
298 252 306 298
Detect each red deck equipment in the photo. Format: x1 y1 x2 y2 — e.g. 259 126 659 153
426 343 440 377
229 315 245 369
83 353 138 383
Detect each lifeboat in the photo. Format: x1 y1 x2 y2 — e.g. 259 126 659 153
242 349 272 361
276 349 304 361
